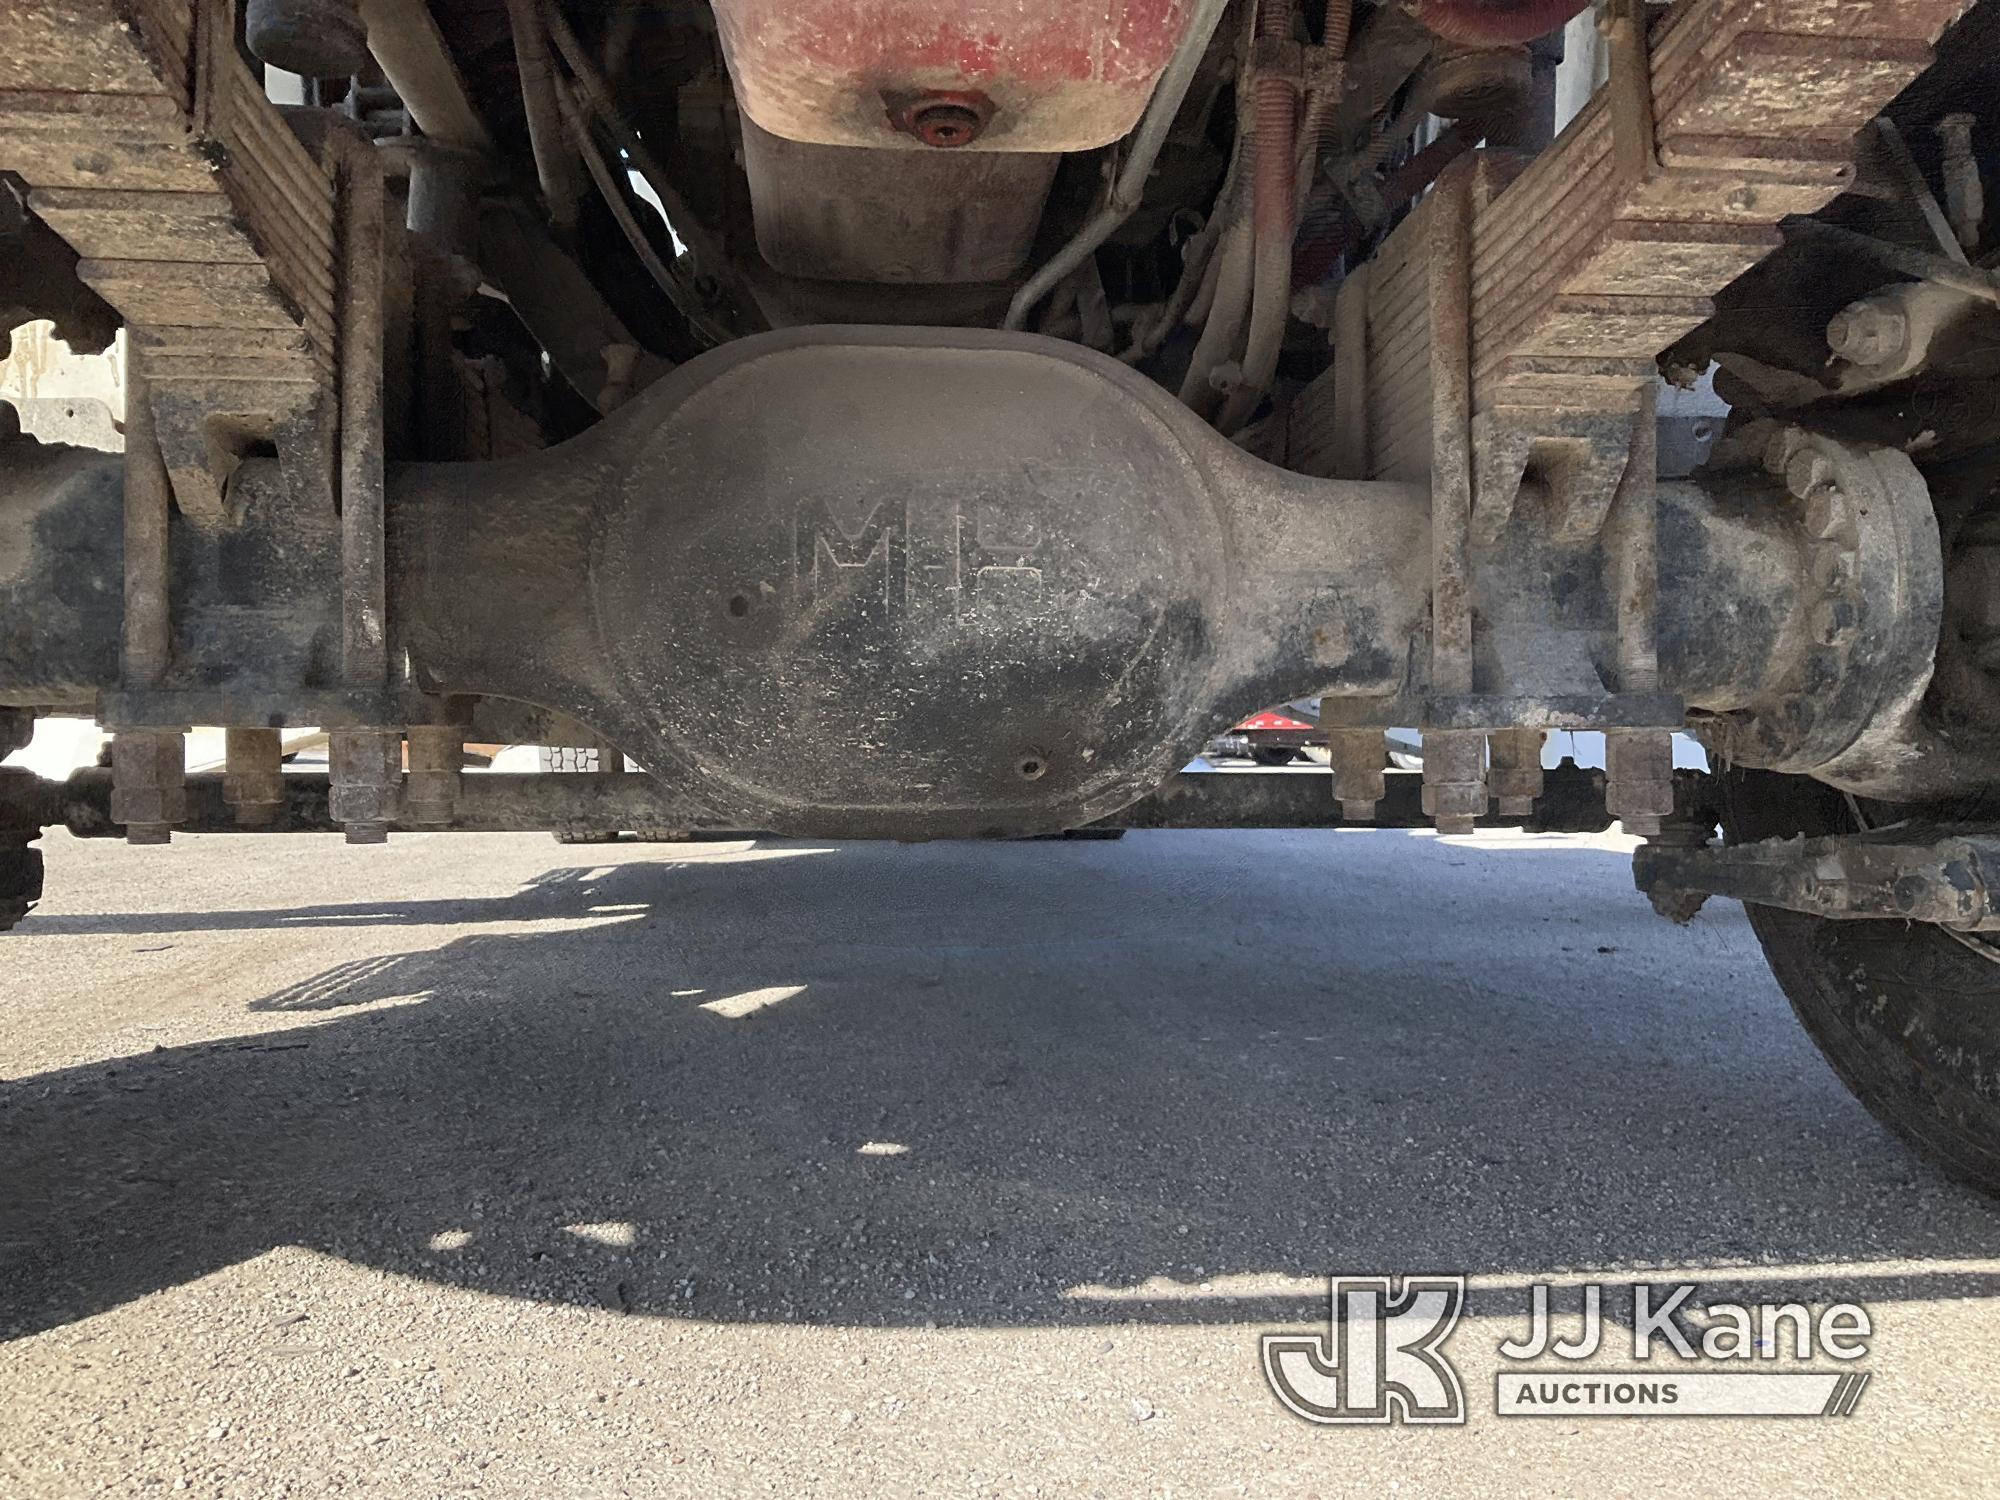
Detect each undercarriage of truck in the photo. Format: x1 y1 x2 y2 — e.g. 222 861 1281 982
5 0 2000 1184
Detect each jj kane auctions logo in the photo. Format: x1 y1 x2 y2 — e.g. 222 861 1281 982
1262 1276 1874 1424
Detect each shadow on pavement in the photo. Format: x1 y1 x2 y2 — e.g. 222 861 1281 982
6 829 2000 1340
10 863 686 935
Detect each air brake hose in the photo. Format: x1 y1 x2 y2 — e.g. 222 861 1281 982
1217 0 1303 434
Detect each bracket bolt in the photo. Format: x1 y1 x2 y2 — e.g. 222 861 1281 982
1784 447 1836 503
1808 544 1854 594
1763 426 1808 476
1809 598 1858 647
1801 488 1849 541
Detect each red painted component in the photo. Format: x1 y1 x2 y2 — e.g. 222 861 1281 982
1415 0 1590 47
1236 711 1316 732
711 0 1203 151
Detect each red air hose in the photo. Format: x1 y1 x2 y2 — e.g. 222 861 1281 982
1251 0 1296 256
1216 0 1301 431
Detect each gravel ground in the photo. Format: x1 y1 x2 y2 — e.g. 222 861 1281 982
4 824 2000 1497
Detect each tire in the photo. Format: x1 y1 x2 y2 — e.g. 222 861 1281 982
540 744 601 773
541 743 619 842
631 825 693 843
1721 768 2000 1191
1250 745 1298 767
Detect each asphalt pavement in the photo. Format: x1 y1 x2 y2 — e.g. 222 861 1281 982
4 824 1998 1497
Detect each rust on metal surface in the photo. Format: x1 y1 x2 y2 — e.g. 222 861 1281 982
888 90 995 147
1358 0 1972 471
0 0 338 529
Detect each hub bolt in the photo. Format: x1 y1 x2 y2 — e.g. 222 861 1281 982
1826 297 1909 368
